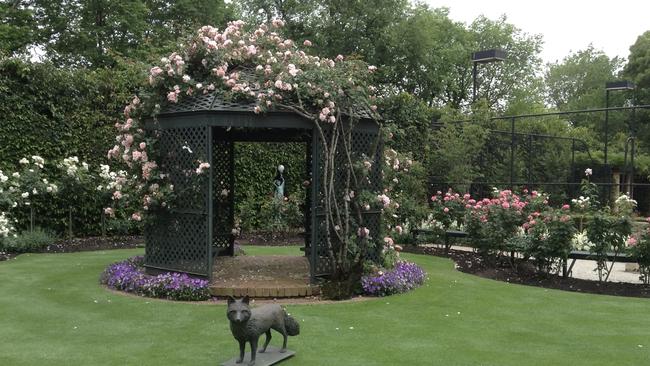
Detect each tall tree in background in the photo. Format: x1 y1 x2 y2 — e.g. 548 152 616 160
624 30 650 155
625 30 650 104
0 1 37 56
545 46 627 146
8 0 231 67
465 15 544 111
546 46 624 111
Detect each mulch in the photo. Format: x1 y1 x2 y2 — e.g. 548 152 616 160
404 245 650 298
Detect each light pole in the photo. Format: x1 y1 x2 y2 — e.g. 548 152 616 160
604 80 635 165
471 48 507 103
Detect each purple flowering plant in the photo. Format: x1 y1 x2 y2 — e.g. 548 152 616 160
100 256 210 301
361 261 426 297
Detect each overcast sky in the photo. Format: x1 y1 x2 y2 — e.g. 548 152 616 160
424 0 649 64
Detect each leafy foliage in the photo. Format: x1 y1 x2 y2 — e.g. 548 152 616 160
1 227 57 253
13 0 232 67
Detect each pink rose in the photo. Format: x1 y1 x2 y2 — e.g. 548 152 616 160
358 227 370 238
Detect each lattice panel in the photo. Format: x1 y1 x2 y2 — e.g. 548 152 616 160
145 125 210 276
159 126 209 211
304 141 313 252
145 213 209 275
160 91 258 115
212 137 235 256
311 125 383 277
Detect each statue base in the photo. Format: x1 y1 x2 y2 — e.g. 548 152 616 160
221 346 295 366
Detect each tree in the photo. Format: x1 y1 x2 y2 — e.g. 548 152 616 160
546 46 624 111
22 0 232 67
624 30 650 95
0 1 37 56
463 15 544 111
624 30 650 157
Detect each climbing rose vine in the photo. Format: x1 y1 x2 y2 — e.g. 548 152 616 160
106 19 381 225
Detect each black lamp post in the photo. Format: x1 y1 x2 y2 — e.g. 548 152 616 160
471 48 507 102
604 80 635 165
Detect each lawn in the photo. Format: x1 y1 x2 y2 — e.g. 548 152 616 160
1 246 649 366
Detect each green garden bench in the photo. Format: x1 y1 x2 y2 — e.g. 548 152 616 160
412 229 468 253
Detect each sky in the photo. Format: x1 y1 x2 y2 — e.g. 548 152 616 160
424 0 649 64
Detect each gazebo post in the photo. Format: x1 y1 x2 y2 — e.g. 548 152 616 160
207 125 214 281
309 130 320 283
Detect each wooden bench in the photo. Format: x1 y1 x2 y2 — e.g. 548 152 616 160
563 250 635 278
412 229 468 252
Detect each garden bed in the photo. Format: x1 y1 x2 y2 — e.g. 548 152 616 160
405 245 650 298
0 235 143 262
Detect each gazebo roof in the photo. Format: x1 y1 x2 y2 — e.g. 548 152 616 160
159 91 258 116
158 91 374 120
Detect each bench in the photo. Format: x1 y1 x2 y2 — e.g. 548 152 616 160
563 250 635 278
412 229 468 252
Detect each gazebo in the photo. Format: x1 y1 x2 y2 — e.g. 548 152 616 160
143 92 382 283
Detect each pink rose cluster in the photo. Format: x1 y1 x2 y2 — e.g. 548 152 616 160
146 19 379 123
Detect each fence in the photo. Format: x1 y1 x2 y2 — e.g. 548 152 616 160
431 105 650 213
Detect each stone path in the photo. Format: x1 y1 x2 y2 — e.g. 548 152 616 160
431 244 643 284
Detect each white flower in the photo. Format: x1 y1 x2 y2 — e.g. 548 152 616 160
585 168 593 176
21 192 29 198
12 172 19 178
19 158 29 165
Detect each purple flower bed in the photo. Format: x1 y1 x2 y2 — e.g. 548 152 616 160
361 261 426 297
100 256 210 301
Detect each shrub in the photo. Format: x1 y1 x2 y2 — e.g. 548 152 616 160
429 189 471 232
628 222 650 284
586 213 632 282
2 227 57 253
238 192 304 232
518 209 575 274
465 189 527 259
100 256 210 301
361 261 426 297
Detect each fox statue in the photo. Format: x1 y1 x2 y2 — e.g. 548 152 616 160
227 296 300 366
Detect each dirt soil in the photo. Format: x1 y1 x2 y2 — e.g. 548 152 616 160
404 245 650 299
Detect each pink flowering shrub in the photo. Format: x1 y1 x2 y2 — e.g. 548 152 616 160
465 189 529 259
514 208 576 274
429 189 472 233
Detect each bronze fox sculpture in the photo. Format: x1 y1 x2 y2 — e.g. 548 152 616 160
227 296 300 365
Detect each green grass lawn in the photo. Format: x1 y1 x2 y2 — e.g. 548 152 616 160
1 246 649 365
